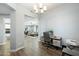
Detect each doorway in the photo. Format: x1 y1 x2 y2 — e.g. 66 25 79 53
24 15 39 37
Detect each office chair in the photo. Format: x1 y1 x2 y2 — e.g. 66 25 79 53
43 32 51 49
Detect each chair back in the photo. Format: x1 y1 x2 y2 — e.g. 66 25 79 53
43 32 50 42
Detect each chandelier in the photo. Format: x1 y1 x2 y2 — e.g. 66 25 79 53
33 4 47 13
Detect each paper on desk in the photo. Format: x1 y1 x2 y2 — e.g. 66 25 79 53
66 39 77 46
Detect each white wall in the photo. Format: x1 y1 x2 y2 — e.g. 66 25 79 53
0 16 6 44
0 4 13 14
0 3 38 50
7 3 16 10
24 16 38 25
39 3 79 44
10 4 26 51
10 4 38 51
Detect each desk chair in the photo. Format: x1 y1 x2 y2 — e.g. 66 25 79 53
43 32 52 48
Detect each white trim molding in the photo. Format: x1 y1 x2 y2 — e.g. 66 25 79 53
10 46 25 52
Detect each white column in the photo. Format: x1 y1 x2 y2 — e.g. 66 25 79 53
34 25 36 32
38 14 41 41
10 5 25 51
0 16 6 45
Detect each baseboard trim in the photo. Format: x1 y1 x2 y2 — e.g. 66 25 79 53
10 46 25 52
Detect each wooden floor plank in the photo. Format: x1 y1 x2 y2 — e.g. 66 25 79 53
0 36 62 56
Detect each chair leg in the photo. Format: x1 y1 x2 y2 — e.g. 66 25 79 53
47 43 51 49
62 52 65 56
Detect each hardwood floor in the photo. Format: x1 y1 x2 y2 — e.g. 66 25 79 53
0 39 10 56
0 36 62 56
11 36 62 56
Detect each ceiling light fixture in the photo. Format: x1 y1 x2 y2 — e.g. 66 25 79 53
33 3 47 14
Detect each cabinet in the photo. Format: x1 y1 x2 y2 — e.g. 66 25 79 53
50 36 62 48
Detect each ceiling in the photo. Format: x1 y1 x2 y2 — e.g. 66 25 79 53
0 3 61 16
0 3 60 15
0 4 14 15
21 3 60 13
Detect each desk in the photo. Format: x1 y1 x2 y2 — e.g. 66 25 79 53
50 36 62 48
